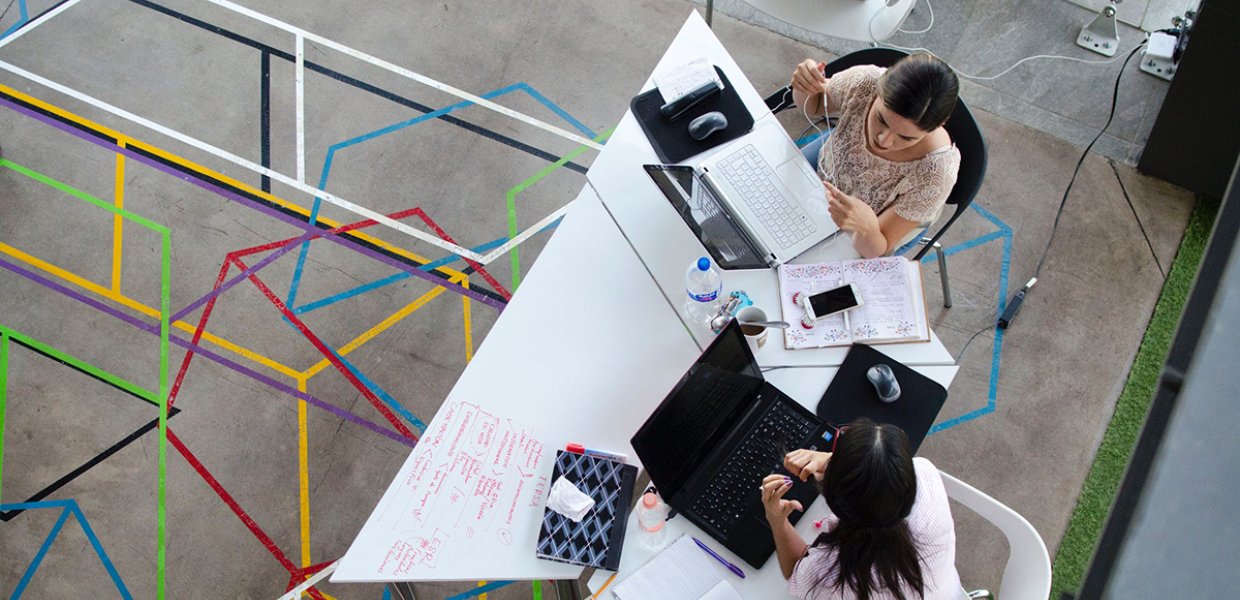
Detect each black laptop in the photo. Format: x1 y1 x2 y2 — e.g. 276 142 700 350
631 320 838 568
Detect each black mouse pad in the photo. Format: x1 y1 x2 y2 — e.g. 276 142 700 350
630 66 755 163
816 344 948 454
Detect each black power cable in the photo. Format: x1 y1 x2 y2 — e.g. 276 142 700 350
998 41 1148 330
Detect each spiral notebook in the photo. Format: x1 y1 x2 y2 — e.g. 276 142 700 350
534 450 637 570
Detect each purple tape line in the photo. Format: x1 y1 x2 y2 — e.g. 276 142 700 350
169 231 314 324
0 95 506 313
0 255 415 448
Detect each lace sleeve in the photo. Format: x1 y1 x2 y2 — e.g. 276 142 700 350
892 148 961 224
826 65 883 116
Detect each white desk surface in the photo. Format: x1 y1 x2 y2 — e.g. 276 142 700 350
585 11 954 368
587 365 959 599
333 187 703 582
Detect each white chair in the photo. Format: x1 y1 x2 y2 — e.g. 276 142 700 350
731 0 917 42
940 471 1053 600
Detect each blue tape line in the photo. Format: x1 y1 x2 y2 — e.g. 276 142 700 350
444 581 515 600
293 272 411 315
926 201 1014 434
382 587 392 600
0 499 75 511
286 82 588 307
334 352 427 433
286 84 522 307
515 83 596 138
11 508 71 599
68 503 134 600
18 0 26 21
292 236 510 316
918 229 1004 263
1 500 135 599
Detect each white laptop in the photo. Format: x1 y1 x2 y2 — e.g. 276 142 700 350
645 119 838 269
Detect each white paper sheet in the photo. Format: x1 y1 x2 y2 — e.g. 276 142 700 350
653 57 724 103
612 536 728 600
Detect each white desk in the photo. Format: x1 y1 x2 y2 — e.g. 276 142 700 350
583 11 958 598
336 9 958 589
585 12 955 368
333 186 702 582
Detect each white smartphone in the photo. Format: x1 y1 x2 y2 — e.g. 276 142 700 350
800 283 863 321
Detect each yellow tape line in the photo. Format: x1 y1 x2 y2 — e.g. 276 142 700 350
0 241 301 380
299 276 459 379
0 82 470 282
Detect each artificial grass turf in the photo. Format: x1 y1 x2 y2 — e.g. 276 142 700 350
1049 192 1221 598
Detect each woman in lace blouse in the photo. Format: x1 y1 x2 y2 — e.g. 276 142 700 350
790 54 961 258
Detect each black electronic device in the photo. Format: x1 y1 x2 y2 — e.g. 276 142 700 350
660 80 724 121
631 321 837 569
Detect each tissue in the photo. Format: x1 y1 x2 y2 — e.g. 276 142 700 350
547 476 595 522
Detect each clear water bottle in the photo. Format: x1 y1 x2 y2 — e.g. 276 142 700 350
635 492 669 550
684 256 723 325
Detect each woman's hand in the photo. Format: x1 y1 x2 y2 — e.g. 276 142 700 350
760 474 804 524
784 449 831 482
791 59 827 98
824 180 879 235
825 181 890 258
790 59 828 116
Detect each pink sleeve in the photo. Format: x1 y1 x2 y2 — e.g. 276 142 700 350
787 546 836 598
909 459 954 538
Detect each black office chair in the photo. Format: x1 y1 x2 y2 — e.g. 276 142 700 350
763 49 988 308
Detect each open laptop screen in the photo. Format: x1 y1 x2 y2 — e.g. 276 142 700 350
631 322 764 496
643 165 768 270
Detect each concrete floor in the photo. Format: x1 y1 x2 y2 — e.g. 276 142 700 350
0 0 1195 598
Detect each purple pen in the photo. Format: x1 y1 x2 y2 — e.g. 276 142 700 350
692 536 746 579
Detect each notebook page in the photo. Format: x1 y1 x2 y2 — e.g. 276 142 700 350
612 536 726 600
699 580 744 600
842 257 927 343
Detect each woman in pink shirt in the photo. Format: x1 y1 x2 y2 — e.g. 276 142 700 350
789 55 961 258
761 419 962 599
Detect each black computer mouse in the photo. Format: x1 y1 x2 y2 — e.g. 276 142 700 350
688 111 728 141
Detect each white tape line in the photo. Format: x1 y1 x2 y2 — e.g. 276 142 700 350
204 0 603 151
0 0 85 50
295 33 305 184
275 560 338 600
0 58 489 262
479 201 572 264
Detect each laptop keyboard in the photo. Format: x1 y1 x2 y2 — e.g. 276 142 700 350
690 400 817 536
715 145 816 248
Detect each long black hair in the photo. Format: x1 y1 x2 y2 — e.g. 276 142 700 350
809 419 924 600
877 53 959 133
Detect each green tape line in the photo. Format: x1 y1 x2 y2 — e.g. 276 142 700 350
505 127 615 290
0 157 172 598
156 230 171 600
0 324 159 405
1 159 169 235
0 332 8 504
